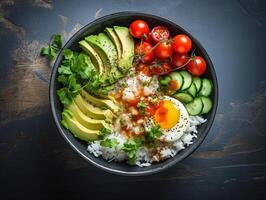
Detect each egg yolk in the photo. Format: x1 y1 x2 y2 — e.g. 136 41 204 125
154 100 180 129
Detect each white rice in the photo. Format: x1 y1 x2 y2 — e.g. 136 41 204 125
87 115 206 167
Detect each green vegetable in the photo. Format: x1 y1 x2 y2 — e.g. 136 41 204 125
100 138 119 148
122 139 142 165
41 34 62 60
56 49 101 105
99 127 112 139
137 101 146 113
159 76 171 86
57 88 73 105
145 125 163 142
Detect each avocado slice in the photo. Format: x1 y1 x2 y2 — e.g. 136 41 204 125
74 94 114 120
66 101 112 130
113 26 134 73
79 40 104 75
62 110 99 141
85 33 122 84
80 89 120 113
105 27 122 60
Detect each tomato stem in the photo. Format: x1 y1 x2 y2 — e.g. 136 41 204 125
169 48 196 72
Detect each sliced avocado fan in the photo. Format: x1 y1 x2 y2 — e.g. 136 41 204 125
74 94 114 121
78 26 134 97
113 26 134 74
79 40 104 75
61 109 100 141
85 33 122 84
105 27 122 60
80 89 120 113
66 101 112 130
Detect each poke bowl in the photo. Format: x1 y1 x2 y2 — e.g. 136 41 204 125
50 12 218 176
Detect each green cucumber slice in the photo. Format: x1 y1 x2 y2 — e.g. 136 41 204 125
169 71 183 91
185 97 203 116
186 83 197 97
200 96 213 114
199 79 213 96
192 76 202 92
179 71 192 90
173 92 193 103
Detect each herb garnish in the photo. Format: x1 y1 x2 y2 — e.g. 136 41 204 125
56 49 101 105
137 101 146 114
122 139 142 165
145 125 163 142
41 34 62 60
100 138 119 148
99 127 112 139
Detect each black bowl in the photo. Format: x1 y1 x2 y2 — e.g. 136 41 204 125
50 12 218 176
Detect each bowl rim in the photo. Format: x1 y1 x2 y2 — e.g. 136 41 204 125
49 11 218 176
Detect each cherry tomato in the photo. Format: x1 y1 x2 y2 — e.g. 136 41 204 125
143 33 153 44
172 34 192 54
187 56 207 76
150 61 172 75
155 41 173 59
151 26 170 43
172 53 189 68
135 42 155 63
137 63 151 76
129 20 149 38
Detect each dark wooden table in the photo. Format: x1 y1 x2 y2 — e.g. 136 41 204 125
1 0 266 199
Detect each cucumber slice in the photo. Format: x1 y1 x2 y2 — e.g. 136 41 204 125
179 71 192 90
185 97 203 116
192 76 202 92
186 83 197 97
169 71 183 91
200 96 213 114
199 79 213 96
173 92 193 103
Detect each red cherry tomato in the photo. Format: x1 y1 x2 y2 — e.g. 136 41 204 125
135 42 155 63
137 63 151 76
129 20 149 38
151 26 170 43
155 41 173 59
150 61 172 75
172 34 192 54
172 53 189 68
143 33 153 44
187 56 207 76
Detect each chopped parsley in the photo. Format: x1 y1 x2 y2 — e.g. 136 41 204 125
122 139 142 165
137 101 146 114
99 127 112 139
100 138 119 148
145 125 163 142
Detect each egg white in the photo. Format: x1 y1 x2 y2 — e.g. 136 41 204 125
144 96 189 142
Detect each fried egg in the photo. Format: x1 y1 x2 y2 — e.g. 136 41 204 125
144 96 189 142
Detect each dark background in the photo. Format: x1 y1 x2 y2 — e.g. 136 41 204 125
0 0 266 199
